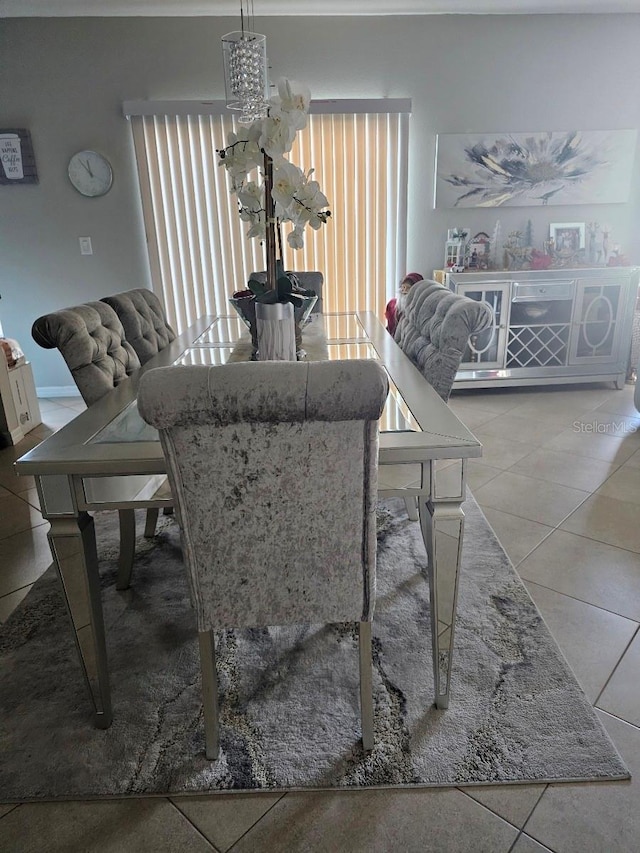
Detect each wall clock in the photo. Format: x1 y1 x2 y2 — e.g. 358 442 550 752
68 150 113 197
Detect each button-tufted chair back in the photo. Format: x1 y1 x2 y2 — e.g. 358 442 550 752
101 288 176 366
394 281 493 401
32 301 141 406
138 358 389 759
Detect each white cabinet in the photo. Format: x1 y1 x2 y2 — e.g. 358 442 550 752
446 267 639 389
0 359 42 446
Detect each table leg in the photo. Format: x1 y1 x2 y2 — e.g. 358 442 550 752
38 475 112 728
418 459 465 710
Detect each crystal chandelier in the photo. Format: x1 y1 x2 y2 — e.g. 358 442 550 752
222 1 269 125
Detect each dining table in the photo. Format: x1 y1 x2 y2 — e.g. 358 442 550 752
15 311 482 729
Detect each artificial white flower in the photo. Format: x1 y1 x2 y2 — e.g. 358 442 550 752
237 181 263 214
246 216 266 239
219 126 262 179
275 78 311 130
259 113 296 159
271 161 305 210
287 225 305 250
292 178 330 229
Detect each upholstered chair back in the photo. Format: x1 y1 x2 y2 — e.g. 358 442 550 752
32 301 141 406
394 281 493 401
138 359 388 631
249 270 324 313
101 288 176 365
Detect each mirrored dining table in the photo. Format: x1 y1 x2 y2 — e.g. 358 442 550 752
15 311 482 729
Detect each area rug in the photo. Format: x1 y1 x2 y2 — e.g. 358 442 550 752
0 495 629 801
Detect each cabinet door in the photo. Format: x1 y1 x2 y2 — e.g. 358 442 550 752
456 283 510 369
569 279 628 364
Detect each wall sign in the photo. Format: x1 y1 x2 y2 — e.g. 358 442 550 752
0 129 38 185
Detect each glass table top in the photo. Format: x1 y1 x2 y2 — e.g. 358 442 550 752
193 312 368 347
193 316 248 345
177 346 238 366
88 314 419 444
88 400 158 444
319 313 369 342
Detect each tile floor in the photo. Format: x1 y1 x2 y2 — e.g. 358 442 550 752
1 384 640 852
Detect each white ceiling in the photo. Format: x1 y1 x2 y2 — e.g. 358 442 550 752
4 0 640 16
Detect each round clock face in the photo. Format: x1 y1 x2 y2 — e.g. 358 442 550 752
68 150 113 197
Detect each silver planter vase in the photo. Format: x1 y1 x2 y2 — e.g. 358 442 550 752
255 301 297 361
229 294 318 360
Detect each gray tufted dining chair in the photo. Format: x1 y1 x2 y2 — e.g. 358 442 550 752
138 359 389 759
101 288 176 365
31 301 168 589
394 280 493 402
389 280 493 519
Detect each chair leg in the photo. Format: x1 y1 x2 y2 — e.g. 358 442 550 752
115 508 136 591
199 630 220 760
358 621 375 752
144 507 159 538
404 496 419 521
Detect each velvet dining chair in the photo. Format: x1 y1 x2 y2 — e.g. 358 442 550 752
138 358 389 759
31 300 169 589
393 280 494 402
100 288 176 366
387 280 493 520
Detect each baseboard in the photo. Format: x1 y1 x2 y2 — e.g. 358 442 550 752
35 386 81 399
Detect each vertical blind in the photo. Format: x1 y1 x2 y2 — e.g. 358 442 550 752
126 99 410 333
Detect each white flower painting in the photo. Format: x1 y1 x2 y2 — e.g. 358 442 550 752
434 130 637 208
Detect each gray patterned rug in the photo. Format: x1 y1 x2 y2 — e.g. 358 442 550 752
0 495 629 800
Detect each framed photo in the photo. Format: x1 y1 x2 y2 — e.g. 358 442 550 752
549 222 586 252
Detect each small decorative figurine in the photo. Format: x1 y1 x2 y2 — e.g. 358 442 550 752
445 227 469 269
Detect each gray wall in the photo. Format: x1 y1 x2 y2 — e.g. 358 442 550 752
1 14 639 391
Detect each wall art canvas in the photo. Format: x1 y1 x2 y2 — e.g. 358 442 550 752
434 129 637 208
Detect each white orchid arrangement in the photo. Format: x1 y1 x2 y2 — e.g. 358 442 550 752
218 78 331 264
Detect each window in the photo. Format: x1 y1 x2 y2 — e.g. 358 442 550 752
125 99 410 331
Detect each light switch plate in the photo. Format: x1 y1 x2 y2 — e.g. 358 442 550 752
79 236 93 255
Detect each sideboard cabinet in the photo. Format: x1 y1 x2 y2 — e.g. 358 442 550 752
445 267 639 389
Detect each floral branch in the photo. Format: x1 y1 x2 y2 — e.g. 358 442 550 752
217 77 331 254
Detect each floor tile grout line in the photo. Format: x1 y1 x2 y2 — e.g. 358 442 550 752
518 785 555 851
593 624 640 709
164 797 222 851
0 581 36 603
226 793 288 853
471 504 557 569
594 708 640 732
0 520 49 545
503 453 627 489
456 786 533 834
477 440 632 533
500 434 629 481
549 523 640 555
520 576 640 628
0 803 20 821
474 482 593 535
